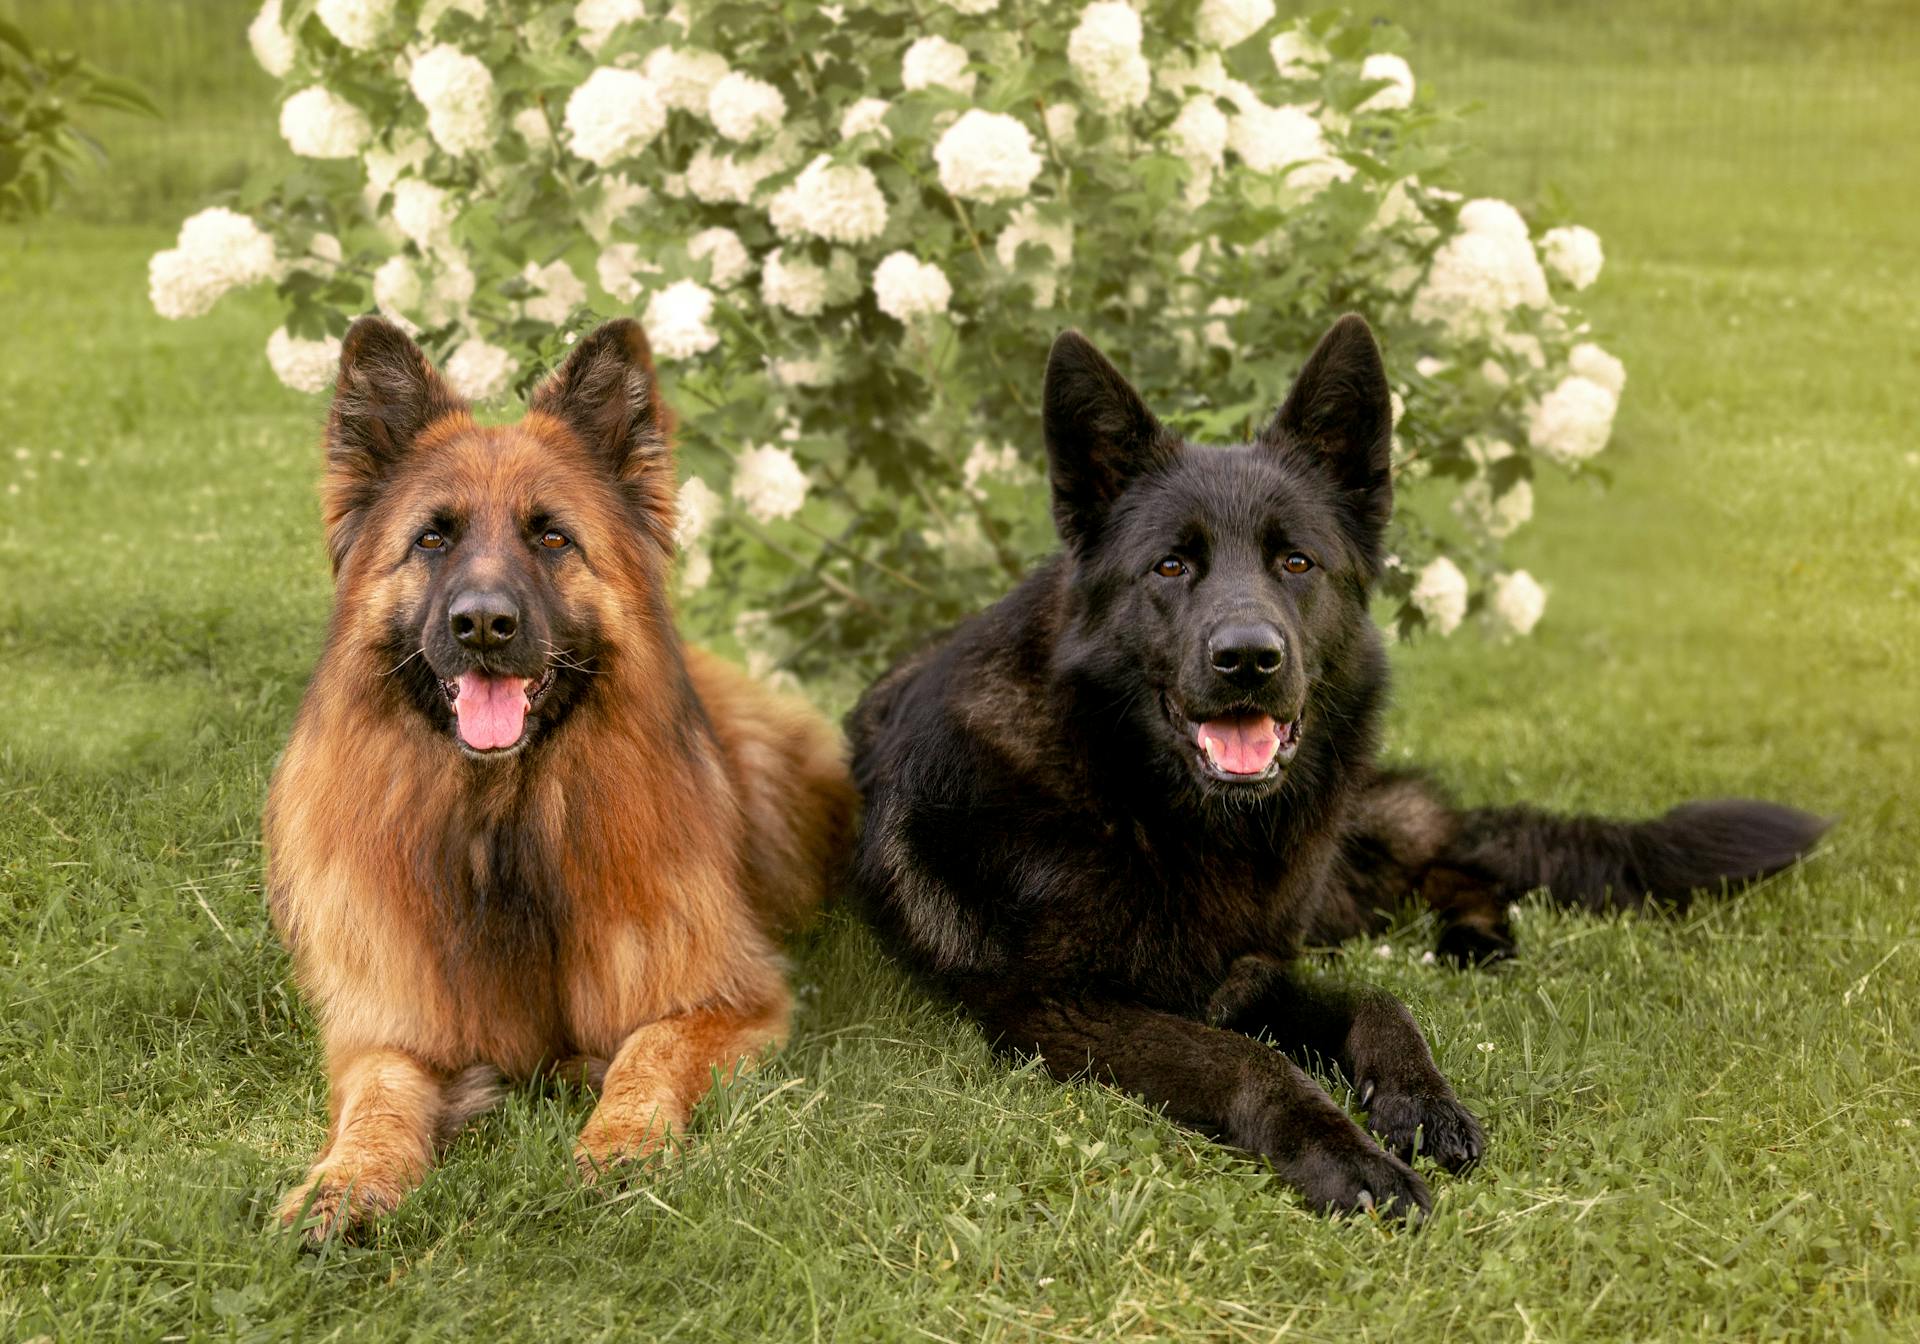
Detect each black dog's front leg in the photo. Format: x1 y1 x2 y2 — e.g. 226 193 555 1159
968 988 1431 1218
1206 955 1484 1172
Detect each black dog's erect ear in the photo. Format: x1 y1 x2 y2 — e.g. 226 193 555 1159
1261 314 1394 570
1044 330 1177 550
324 315 469 570
530 318 676 552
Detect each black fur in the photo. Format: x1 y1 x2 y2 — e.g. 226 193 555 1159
847 316 1827 1218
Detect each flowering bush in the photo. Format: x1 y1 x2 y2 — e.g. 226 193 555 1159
163 0 1628 691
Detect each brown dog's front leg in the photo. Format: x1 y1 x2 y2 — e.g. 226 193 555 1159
277 1047 444 1244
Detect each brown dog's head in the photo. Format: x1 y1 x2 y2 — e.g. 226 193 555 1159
321 316 679 760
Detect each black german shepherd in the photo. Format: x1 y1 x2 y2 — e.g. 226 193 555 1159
846 315 1826 1218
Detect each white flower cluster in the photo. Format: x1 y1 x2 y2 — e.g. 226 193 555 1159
689 227 752 289
444 337 515 401
315 0 394 51
643 46 730 114
408 45 495 156
565 67 666 167
1541 225 1604 290
1411 556 1469 635
573 0 645 54
872 252 952 323
149 208 279 320
675 473 724 590
995 206 1072 307
392 178 460 254
519 259 587 326
1227 96 1350 192
934 110 1044 205
760 247 857 319
708 73 786 143
732 444 809 522
643 280 721 361
266 327 343 394
1270 26 1329 79
1490 570 1547 636
1196 0 1275 49
1527 374 1618 466
1359 54 1415 112
248 0 296 78
1410 197 1550 339
373 252 474 330
901 36 975 97
1068 3 1150 114
769 156 889 245
280 86 370 159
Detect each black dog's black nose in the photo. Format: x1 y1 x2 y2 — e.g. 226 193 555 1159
1209 624 1284 685
449 590 519 649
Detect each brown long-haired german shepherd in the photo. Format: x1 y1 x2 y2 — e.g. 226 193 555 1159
264 316 855 1242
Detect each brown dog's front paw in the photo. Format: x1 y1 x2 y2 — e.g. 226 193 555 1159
275 1171 398 1246
1363 1087 1485 1172
573 1103 684 1185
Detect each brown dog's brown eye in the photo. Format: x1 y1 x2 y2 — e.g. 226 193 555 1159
540 530 571 549
417 530 445 551
1153 556 1187 578
1283 552 1314 574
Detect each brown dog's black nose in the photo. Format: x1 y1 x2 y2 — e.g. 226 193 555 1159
450 590 519 650
1209 624 1284 687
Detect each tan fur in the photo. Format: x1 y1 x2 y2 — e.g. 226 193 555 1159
265 319 854 1242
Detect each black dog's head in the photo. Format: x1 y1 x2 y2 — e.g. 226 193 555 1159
1045 316 1393 804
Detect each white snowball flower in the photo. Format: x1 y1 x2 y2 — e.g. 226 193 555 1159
1455 475 1533 540
520 259 587 325
675 474 724 548
685 140 801 206
147 207 278 319
1269 27 1329 79
1196 0 1274 49
707 72 785 143
1459 197 1531 243
279 87 371 159
901 35 975 97
391 177 459 253
1569 342 1627 397
573 0 645 53
1228 99 1351 193
770 353 837 388
962 440 1022 497
372 254 424 325
642 280 720 361
512 107 553 148
1490 570 1547 636
934 110 1043 204
1410 199 1549 337
761 247 832 317
768 155 889 245
937 0 999 11
680 544 713 591
642 46 730 115
408 44 495 156
1411 556 1469 635
1044 104 1079 150
1358 53 1415 111
1067 3 1150 114
594 243 655 303
362 133 430 205
840 97 892 141
444 338 516 401
372 254 472 329
315 0 394 51
689 226 752 289
581 173 651 242
732 444 810 522
295 232 344 274
1541 224 1605 290
872 252 952 322
1527 375 1618 466
248 0 296 78
265 327 342 394
565 67 667 167
1169 95 1229 169
995 205 1072 307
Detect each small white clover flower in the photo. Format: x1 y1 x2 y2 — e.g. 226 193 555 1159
1569 342 1627 397
265 327 342 394
147 207 278 319
708 72 786 143
901 35 975 97
1527 375 1617 466
643 280 720 361
1067 3 1150 114
444 338 516 401
1169 95 1229 170
581 173 651 243
1490 570 1547 636
934 110 1043 204
995 205 1073 307
594 243 656 303
279 86 372 159
760 246 833 317
408 44 496 156
768 155 889 245
840 97 892 141
1196 0 1274 49
391 177 459 254
642 46 731 115
1412 556 1469 635
315 0 394 51
572 0 646 53
872 252 952 322
1541 224 1604 290
248 0 296 78
1268 26 1329 79
565 67 667 167
732 444 810 522
689 226 752 289
676 474 724 548
1358 53 1415 112
1227 99 1351 193
520 258 587 326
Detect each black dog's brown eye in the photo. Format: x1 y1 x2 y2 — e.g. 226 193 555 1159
1153 556 1188 578
417 530 445 551
540 530 570 549
1283 552 1314 574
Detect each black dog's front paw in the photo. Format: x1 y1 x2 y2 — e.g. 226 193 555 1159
1287 1138 1431 1220
1363 1087 1485 1172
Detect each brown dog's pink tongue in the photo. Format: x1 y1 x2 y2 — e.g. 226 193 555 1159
1197 713 1280 775
454 673 529 750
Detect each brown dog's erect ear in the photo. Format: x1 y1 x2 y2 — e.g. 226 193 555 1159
1261 314 1394 571
1043 329 1177 551
324 315 469 570
530 319 676 552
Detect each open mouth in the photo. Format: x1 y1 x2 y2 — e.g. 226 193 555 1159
1166 697 1303 784
439 667 556 755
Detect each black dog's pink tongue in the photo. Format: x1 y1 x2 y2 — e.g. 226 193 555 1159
454 673 529 750
1197 713 1280 775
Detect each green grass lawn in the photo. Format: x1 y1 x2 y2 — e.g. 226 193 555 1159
3 2 1918 1340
